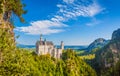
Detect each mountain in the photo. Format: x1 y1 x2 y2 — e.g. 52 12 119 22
17 44 87 50
17 44 35 48
95 28 120 74
112 28 120 40
87 38 109 51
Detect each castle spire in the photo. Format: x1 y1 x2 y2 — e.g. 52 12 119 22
40 34 42 41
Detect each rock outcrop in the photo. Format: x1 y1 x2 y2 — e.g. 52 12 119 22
87 38 109 51
112 28 120 40
95 28 120 70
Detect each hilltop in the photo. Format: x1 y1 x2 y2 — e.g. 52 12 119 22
87 38 109 51
94 28 120 75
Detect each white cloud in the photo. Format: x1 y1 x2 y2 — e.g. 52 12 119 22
85 2 104 17
49 0 104 24
16 0 104 35
63 0 75 4
51 16 66 22
54 1 104 22
15 20 67 35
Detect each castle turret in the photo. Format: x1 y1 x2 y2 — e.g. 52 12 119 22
40 34 42 41
61 41 64 50
44 38 47 45
44 38 47 54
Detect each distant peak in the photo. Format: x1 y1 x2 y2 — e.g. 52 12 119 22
94 38 106 42
112 28 120 40
87 38 109 51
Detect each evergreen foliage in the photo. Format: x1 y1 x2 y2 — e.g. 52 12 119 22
0 37 97 76
0 0 26 22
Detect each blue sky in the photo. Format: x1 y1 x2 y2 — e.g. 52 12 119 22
14 0 120 45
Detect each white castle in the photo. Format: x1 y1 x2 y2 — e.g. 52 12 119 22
36 35 64 59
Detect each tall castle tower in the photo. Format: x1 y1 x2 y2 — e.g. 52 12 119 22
40 34 42 41
61 41 64 50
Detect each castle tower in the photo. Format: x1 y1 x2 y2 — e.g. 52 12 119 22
44 38 47 45
61 41 64 50
40 34 42 41
44 38 47 54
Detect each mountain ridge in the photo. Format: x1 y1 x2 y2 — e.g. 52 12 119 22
87 38 109 51
94 28 120 75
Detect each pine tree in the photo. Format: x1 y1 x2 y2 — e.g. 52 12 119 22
0 0 26 43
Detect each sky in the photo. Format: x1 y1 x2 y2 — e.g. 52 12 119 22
14 0 120 45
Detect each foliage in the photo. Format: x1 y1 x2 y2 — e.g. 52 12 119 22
97 60 120 76
76 48 99 60
79 54 95 60
75 50 85 55
90 37 120 76
0 0 26 22
0 29 15 51
113 60 120 76
0 41 97 76
62 49 97 76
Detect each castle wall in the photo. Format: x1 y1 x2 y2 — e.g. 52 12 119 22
44 45 48 54
38 45 45 55
48 45 54 55
57 49 62 59
53 48 57 58
36 41 39 55
36 39 63 59
44 45 54 55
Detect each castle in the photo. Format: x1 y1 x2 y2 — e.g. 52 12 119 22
36 35 64 59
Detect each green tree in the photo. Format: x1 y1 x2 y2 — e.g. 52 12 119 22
0 0 26 22
62 49 97 76
0 0 26 45
56 60 64 76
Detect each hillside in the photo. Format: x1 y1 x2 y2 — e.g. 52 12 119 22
87 38 109 51
94 28 120 75
0 46 97 76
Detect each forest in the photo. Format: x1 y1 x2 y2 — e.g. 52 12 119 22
0 0 120 76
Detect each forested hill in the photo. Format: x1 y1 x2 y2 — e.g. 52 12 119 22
94 28 120 76
87 38 109 51
0 48 97 76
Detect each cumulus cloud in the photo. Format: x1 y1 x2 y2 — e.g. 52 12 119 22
16 0 104 35
16 20 67 35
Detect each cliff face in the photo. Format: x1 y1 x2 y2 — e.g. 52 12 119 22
96 29 120 70
87 38 109 51
112 28 120 40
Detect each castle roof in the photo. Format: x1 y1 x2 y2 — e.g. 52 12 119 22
39 41 54 45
